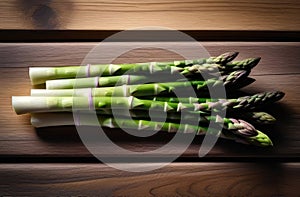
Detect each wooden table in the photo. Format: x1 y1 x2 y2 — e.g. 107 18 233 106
0 1 300 196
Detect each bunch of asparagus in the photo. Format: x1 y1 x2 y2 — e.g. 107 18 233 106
12 52 284 147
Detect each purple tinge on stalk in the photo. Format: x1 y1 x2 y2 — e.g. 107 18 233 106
86 63 91 77
88 88 93 110
95 76 99 87
127 75 131 85
228 118 258 137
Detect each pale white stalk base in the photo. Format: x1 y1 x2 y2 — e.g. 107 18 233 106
29 67 56 85
12 96 50 115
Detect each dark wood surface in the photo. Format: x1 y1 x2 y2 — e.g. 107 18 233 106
1 163 299 196
0 42 299 159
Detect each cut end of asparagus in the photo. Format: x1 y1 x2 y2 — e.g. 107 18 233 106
12 96 48 115
12 96 28 115
29 67 56 85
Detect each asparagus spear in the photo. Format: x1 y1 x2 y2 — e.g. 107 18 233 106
46 75 149 89
13 93 278 125
144 91 285 111
31 71 249 97
29 54 257 85
31 81 211 97
30 62 184 85
181 57 261 76
242 112 276 124
31 52 237 85
45 68 250 90
12 96 222 115
30 113 272 147
88 109 277 125
173 52 239 67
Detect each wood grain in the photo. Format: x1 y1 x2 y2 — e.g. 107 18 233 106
0 163 299 196
0 0 299 31
1 42 299 75
0 42 299 158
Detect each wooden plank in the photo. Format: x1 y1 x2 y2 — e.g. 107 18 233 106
1 73 299 158
0 163 299 196
0 42 299 75
0 0 299 31
0 42 299 158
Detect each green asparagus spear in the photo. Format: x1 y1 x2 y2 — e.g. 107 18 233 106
31 53 236 85
181 57 260 76
32 71 249 97
12 96 219 115
31 81 210 97
46 75 149 89
29 54 256 85
89 109 276 125
30 113 273 147
242 112 276 124
173 52 239 67
44 67 249 90
14 92 279 119
144 91 285 111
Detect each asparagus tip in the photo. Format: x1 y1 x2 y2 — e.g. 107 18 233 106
222 70 249 86
227 51 239 62
275 91 285 101
248 57 261 69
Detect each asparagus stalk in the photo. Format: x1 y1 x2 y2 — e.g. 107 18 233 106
45 68 250 90
89 109 277 125
30 113 272 147
31 52 237 85
144 91 285 111
46 75 149 89
29 54 257 85
12 96 221 115
12 94 278 125
95 109 194 121
30 63 181 85
31 71 249 97
31 81 211 97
